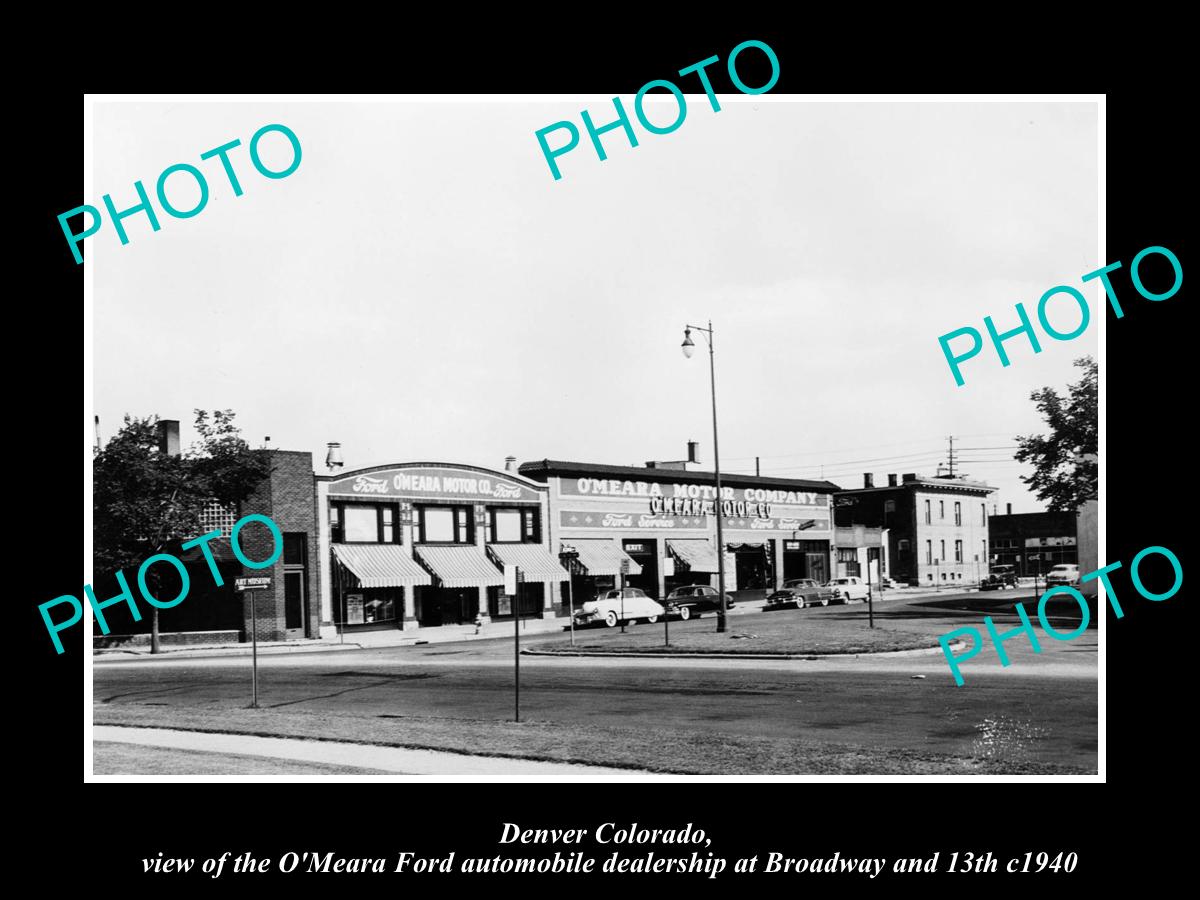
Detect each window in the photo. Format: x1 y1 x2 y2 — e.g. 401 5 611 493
940 540 946 562
955 539 963 563
924 500 931 524
925 540 932 564
283 533 307 566
939 501 945 520
198 499 237 536
981 503 986 525
898 539 910 553
489 507 540 543
419 505 474 544
837 548 858 562
344 506 380 542
884 499 896 514
954 502 962 526
982 539 987 562
334 503 401 544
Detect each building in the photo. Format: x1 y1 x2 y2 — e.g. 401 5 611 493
988 508 1078 577
315 462 567 636
518 459 840 602
835 473 996 587
833 524 889 582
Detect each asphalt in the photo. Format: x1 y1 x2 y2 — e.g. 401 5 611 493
92 591 1099 773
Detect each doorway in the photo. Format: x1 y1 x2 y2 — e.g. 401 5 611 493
622 539 659 598
283 570 306 638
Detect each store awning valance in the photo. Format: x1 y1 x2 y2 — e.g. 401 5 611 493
487 544 569 581
333 544 433 588
667 539 720 573
727 542 766 551
563 539 643 576
415 545 504 588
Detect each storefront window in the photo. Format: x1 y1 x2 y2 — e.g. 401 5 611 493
335 503 402 543
334 588 403 626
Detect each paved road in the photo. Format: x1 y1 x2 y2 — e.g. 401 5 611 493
93 592 1098 771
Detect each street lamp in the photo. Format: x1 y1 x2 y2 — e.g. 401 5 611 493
681 321 728 633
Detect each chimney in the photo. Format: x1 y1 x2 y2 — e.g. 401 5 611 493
325 442 344 471
687 441 700 464
1006 502 1012 515
863 473 875 489
504 455 517 472
156 419 180 457
888 473 898 487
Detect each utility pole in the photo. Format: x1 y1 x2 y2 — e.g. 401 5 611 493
947 435 956 478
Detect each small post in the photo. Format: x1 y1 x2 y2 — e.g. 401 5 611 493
249 589 259 709
620 559 629 633
514 577 520 723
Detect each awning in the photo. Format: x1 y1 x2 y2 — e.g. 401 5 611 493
667 539 720 573
563 539 643 576
727 541 766 551
487 544 569 581
415 545 504 588
333 544 433 588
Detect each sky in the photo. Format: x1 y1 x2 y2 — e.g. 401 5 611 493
92 98 1098 514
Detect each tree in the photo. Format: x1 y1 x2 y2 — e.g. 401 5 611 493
92 410 273 652
1013 357 1098 512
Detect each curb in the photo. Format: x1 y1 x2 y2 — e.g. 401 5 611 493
521 640 962 661
93 642 366 662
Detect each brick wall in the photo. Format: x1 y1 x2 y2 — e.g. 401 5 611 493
241 450 319 641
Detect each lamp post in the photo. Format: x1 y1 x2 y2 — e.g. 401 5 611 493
681 322 728 634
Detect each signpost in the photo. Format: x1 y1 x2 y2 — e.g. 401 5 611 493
619 558 630 633
559 548 579 647
234 576 271 709
505 564 521 722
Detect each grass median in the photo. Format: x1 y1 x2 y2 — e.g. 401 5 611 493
534 610 943 656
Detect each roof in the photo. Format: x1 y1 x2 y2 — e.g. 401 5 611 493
519 459 840 493
839 475 995 496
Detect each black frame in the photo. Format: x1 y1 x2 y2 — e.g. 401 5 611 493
487 505 540 543
331 501 402 544
417 503 475 544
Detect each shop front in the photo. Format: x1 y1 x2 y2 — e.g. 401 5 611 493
316 463 564 636
519 459 838 602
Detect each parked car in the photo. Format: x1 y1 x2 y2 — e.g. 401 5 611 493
766 578 835 609
980 565 1019 591
574 588 666 627
1045 564 1081 587
663 585 735 620
826 576 870 603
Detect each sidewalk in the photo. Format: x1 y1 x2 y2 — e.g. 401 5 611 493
94 725 655 777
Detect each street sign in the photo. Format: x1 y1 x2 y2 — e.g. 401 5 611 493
504 564 518 597
663 557 675 578
620 559 630 575
235 577 271 592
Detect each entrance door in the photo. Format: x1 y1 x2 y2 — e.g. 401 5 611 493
622 540 659 598
283 570 306 638
806 553 827 585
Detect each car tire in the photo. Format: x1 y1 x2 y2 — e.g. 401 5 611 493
646 615 658 624
604 611 618 627
679 606 691 621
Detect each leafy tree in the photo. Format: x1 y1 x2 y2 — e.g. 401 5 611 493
1014 357 1098 512
92 410 273 652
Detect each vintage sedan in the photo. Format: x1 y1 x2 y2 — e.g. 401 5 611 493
1045 564 1081 587
766 578 836 609
826 576 870 603
980 564 1019 591
663 585 736 620
574 588 666 627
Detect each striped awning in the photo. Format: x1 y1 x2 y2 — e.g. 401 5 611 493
487 544 569 581
332 544 433 588
415 545 504 588
667 539 720 573
564 539 643 576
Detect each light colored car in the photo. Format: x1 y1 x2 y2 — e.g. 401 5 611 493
826 576 870 603
1045 564 1081 587
575 588 666 627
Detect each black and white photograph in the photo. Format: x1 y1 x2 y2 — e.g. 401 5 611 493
76 91 1109 780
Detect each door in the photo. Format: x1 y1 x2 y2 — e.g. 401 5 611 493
806 553 827 585
283 570 306 638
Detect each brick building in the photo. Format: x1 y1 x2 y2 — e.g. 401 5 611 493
835 473 995 587
987 508 1078 578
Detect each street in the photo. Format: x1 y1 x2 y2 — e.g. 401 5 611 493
93 591 1098 774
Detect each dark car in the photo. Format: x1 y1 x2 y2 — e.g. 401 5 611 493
979 565 1018 591
663 585 735 620
766 578 835 609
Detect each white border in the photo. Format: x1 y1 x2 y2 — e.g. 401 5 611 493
84 92 1105 785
